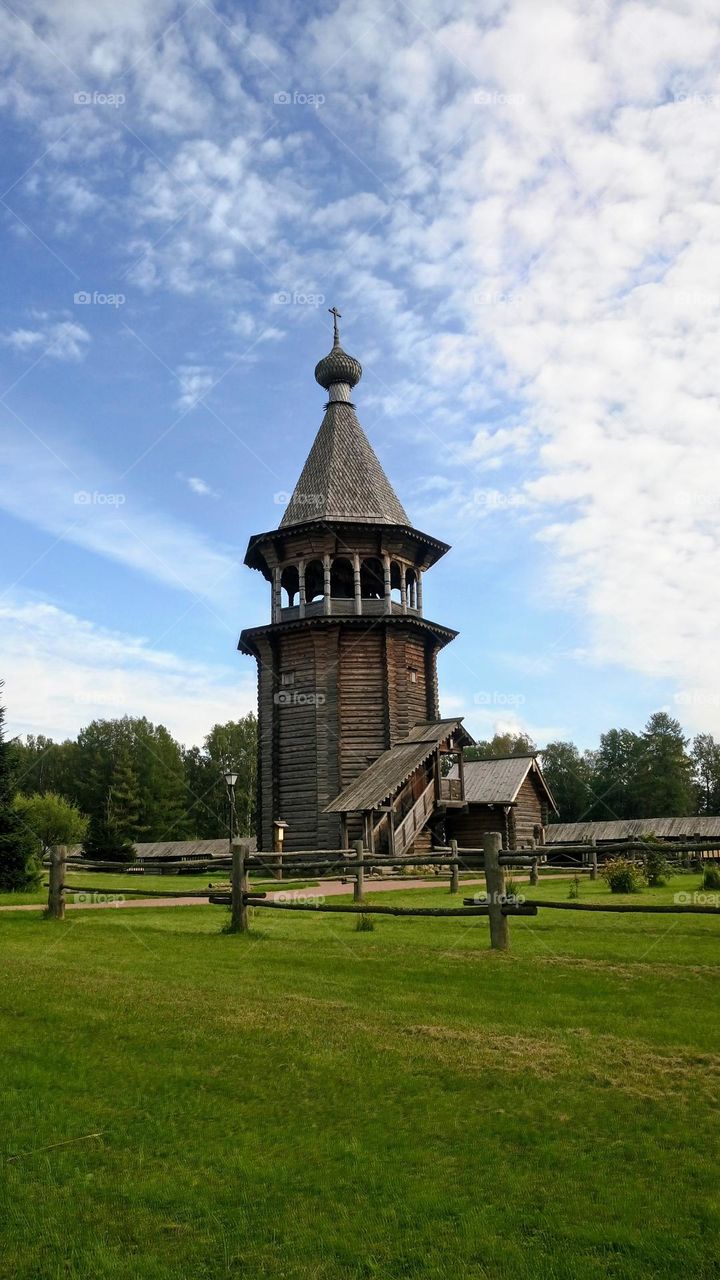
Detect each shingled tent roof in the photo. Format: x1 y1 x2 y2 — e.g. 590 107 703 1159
280 400 409 527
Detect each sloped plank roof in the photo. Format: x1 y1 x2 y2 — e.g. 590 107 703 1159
69 838 255 860
448 755 557 809
325 718 468 813
280 401 409 527
546 817 720 843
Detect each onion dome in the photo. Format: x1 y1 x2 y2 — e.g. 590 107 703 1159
314 306 362 390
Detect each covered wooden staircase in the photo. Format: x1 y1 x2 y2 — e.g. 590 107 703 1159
324 718 472 858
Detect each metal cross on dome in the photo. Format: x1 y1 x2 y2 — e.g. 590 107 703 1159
328 305 341 342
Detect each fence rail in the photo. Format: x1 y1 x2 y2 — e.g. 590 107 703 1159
44 837 720 949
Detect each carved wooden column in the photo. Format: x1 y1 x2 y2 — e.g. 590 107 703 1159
383 554 392 613
323 554 332 615
353 553 362 615
298 559 306 618
272 567 282 622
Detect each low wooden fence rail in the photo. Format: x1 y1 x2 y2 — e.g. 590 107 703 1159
45 836 720 951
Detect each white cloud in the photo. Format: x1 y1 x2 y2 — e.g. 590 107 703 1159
2 320 91 361
1 597 255 746
0 427 242 608
175 364 215 409
178 473 219 499
2 0 720 740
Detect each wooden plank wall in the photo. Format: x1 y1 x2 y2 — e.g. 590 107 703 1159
277 631 319 850
338 628 387 789
386 628 437 742
445 806 511 850
511 775 545 849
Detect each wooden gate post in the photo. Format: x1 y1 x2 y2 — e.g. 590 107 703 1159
230 839 249 933
590 838 598 882
49 846 66 920
530 856 539 886
449 839 459 894
483 832 509 951
353 838 364 904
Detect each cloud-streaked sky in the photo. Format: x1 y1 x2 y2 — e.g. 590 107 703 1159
2 0 719 748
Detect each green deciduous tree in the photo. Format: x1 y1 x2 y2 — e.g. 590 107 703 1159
691 733 720 815
14 792 88 856
0 686 42 891
464 731 536 762
540 741 595 824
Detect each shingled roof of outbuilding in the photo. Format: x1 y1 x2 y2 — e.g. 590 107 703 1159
448 755 557 811
280 400 409 527
546 816 720 843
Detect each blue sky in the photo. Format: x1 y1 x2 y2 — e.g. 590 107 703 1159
2 0 719 749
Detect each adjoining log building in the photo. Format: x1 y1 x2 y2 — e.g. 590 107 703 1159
239 315 553 854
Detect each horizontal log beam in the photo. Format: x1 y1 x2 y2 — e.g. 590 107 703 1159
241 896 536 917
524 899 720 915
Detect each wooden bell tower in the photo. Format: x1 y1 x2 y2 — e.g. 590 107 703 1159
239 312 457 851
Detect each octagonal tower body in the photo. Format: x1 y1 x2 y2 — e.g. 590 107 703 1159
239 325 457 851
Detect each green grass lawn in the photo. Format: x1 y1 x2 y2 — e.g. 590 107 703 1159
1 873 719 1279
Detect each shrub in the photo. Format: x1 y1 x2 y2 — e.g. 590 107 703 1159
568 874 581 900
703 863 720 891
602 857 644 894
643 848 670 887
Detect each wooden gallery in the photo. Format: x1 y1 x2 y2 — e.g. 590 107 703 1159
239 313 556 854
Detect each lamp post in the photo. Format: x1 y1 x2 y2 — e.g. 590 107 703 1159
223 768 239 856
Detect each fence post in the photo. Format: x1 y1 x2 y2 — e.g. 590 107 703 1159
590 838 598 882
483 831 509 951
450 839 459 894
353 839 365 903
230 838 249 933
530 857 539 886
48 846 66 920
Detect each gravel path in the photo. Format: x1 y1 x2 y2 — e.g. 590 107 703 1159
0 877 489 913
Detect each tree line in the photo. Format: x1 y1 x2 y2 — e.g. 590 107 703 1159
0 695 257 886
469 712 720 824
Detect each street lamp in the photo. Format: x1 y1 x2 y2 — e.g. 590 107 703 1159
223 769 239 851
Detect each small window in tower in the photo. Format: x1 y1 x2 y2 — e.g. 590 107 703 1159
281 670 295 687
408 666 418 684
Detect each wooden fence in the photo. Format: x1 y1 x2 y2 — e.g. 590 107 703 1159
45 836 720 952
211 836 720 949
